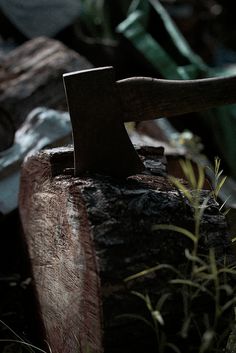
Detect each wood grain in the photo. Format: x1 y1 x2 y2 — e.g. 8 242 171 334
19 147 234 353
117 75 236 121
0 37 92 131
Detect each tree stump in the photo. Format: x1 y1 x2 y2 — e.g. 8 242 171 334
0 37 92 150
19 146 234 353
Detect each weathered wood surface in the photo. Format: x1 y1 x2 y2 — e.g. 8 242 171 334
0 37 92 149
19 147 234 353
118 75 236 122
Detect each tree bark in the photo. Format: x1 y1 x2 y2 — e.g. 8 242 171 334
19 146 234 353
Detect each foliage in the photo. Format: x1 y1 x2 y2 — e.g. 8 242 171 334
79 0 114 42
125 159 236 353
78 0 132 43
0 318 90 353
0 320 48 353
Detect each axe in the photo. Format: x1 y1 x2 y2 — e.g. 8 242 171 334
63 66 236 177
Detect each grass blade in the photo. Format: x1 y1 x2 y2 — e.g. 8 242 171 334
152 224 196 243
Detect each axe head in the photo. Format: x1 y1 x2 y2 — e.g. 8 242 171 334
63 67 144 177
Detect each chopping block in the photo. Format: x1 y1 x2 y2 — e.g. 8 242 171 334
19 147 233 353
19 67 236 353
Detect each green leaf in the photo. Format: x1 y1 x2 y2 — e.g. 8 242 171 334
152 224 196 243
156 293 171 312
197 163 205 191
192 280 214 299
214 156 221 176
221 297 236 314
128 0 150 23
0 320 35 353
131 290 147 302
0 340 47 353
180 315 192 338
219 284 233 296
117 12 183 79
185 248 206 266
169 176 193 202
215 175 227 197
131 291 153 313
124 263 182 282
148 0 208 72
209 248 218 281
152 310 164 326
218 267 236 275
170 279 210 296
165 342 182 353
192 265 209 275
180 159 196 189
145 293 153 312
199 329 215 353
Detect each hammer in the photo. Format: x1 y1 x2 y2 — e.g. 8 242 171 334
63 66 236 177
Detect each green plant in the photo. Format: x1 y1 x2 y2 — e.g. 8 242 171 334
0 319 91 353
207 157 230 216
125 159 236 353
0 319 49 353
77 0 129 44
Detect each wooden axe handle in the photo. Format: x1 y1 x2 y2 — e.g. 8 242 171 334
117 75 236 121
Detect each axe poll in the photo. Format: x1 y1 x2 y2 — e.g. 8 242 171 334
63 66 236 177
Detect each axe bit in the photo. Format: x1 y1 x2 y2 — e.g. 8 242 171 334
63 66 236 178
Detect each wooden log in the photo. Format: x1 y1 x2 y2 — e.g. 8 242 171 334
0 37 92 148
19 147 234 353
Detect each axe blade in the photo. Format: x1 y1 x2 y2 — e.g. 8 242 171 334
63 67 144 177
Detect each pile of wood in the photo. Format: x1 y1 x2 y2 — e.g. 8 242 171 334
0 37 92 151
